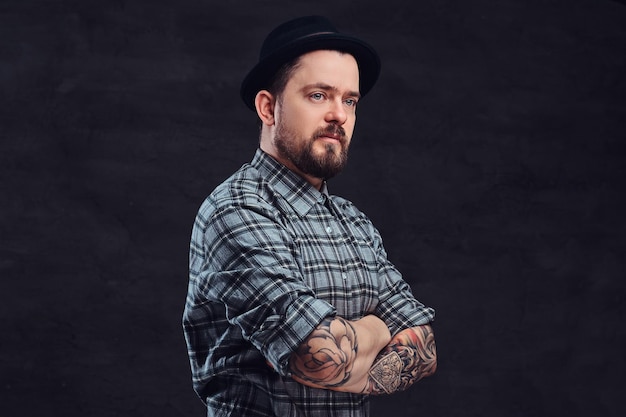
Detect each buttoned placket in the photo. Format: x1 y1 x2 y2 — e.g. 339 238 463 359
322 195 350 282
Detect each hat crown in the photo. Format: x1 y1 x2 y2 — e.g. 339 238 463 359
260 16 337 60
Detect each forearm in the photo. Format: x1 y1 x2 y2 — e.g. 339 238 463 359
365 324 437 395
289 315 391 392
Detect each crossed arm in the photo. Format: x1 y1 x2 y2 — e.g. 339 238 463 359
289 315 437 395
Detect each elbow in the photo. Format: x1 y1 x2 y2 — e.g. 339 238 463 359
421 327 437 379
424 344 437 379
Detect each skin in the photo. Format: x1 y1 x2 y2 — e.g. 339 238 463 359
254 49 437 395
255 50 359 190
364 325 437 395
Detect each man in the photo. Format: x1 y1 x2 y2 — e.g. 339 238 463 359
183 16 436 416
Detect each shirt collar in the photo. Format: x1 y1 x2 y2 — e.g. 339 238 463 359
251 148 326 217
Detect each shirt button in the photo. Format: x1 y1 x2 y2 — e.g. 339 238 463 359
326 227 332 234
342 273 348 280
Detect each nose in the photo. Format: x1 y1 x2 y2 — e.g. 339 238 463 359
325 98 348 125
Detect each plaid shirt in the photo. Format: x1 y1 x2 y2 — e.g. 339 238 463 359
183 149 435 416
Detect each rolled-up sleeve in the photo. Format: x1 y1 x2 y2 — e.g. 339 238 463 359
191 198 335 376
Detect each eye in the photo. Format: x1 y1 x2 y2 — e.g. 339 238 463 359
344 98 358 107
310 92 325 101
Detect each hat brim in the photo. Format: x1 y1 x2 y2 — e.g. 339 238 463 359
240 33 381 111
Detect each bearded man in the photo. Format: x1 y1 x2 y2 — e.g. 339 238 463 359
183 15 437 417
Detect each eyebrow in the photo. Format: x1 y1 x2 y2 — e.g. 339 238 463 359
303 83 361 99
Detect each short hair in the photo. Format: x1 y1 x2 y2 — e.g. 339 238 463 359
266 56 302 100
256 56 302 131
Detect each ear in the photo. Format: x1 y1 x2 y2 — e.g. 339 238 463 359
255 90 276 126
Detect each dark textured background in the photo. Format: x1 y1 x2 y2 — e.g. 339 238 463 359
1 1 625 416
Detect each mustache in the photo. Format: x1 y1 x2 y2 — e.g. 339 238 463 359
314 124 347 141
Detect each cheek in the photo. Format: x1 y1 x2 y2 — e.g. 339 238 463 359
344 116 356 137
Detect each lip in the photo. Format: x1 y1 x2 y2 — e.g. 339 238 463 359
317 134 342 142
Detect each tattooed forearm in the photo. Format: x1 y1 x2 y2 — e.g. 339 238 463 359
365 325 437 395
289 317 358 387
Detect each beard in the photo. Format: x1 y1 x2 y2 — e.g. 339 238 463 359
274 118 350 180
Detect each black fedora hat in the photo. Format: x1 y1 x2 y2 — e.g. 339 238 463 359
240 15 381 111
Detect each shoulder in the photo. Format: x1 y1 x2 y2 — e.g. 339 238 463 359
195 163 285 228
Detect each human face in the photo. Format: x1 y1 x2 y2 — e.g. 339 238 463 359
272 50 360 181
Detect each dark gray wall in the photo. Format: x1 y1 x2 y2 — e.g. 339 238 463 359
1 1 625 416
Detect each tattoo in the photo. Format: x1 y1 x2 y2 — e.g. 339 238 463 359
367 351 403 394
289 317 358 387
366 325 437 395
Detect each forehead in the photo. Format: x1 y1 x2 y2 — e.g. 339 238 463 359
288 50 360 92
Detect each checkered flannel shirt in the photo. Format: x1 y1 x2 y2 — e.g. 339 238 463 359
183 149 435 416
